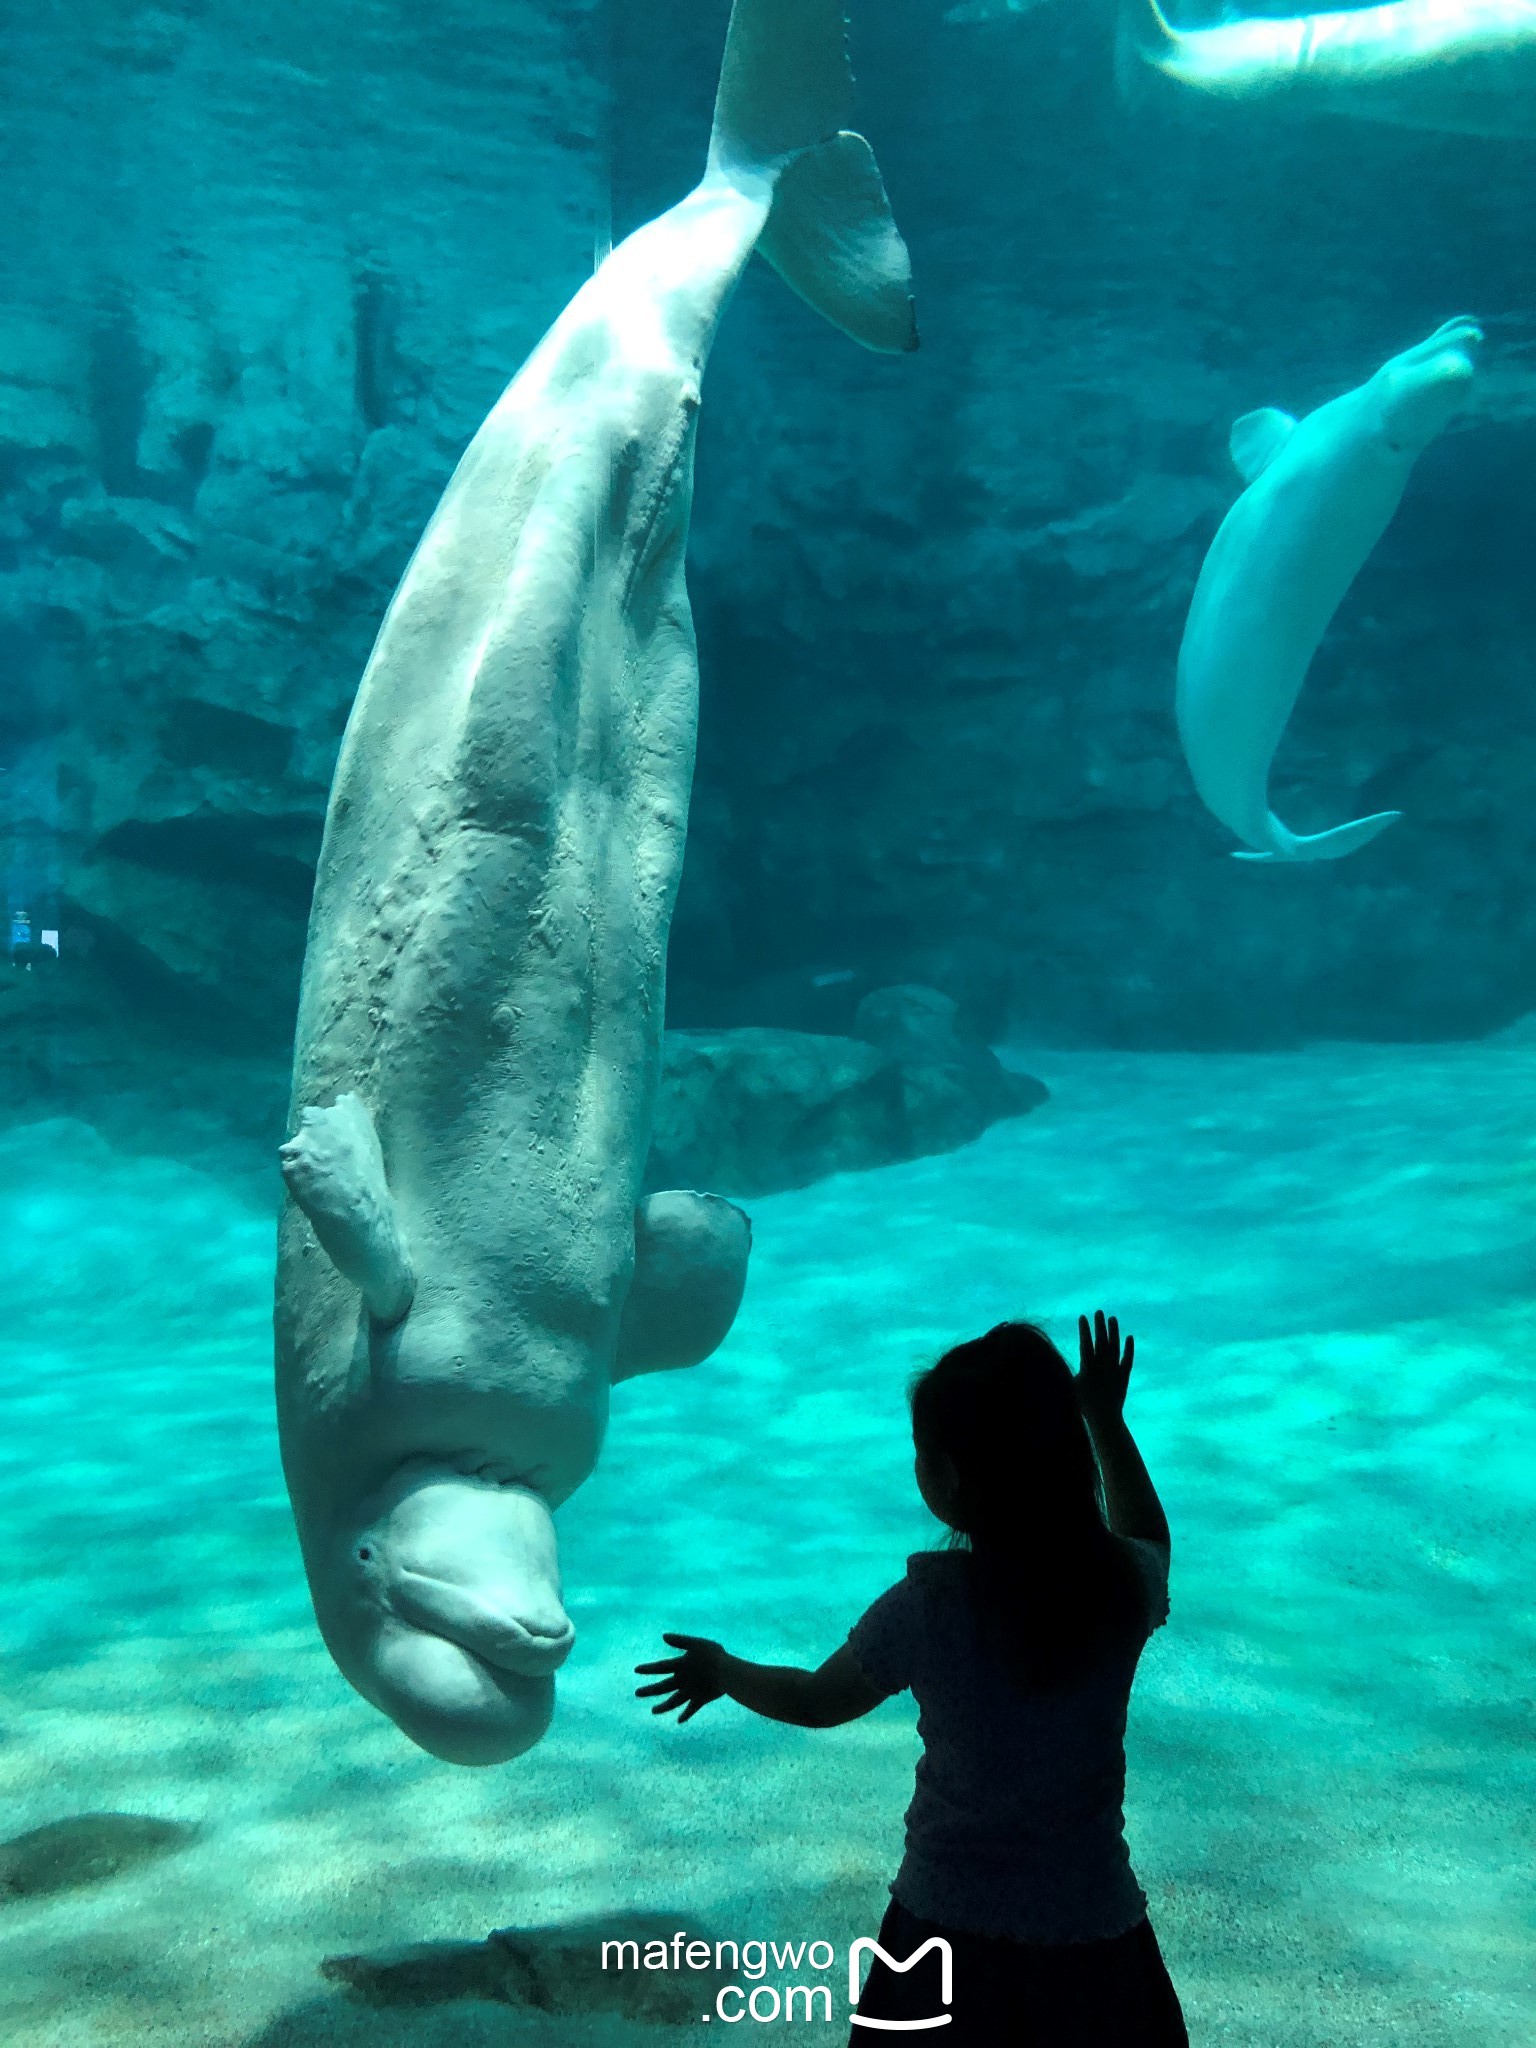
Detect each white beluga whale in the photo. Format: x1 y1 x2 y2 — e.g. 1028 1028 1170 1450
274 0 916 1767
1121 0 1536 137
1176 317 1481 863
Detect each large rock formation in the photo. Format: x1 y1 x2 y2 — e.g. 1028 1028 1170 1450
1 0 604 1050
4 0 1534 1065
646 986 1047 1197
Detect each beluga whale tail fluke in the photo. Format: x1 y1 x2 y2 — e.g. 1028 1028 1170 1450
1176 317 1481 866
709 0 918 354
1229 808 1403 865
275 0 914 1768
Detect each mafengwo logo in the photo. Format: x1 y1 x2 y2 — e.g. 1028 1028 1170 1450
848 1935 953 2031
598 1929 954 2028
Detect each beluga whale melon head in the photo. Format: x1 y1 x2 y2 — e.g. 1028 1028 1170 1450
1176 317 1480 864
1365 317 1484 454
273 0 916 1767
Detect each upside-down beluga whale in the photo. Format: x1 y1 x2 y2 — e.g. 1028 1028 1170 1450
274 0 916 1767
1176 318 1480 864
1121 0 1536 138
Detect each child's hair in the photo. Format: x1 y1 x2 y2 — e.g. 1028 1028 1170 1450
909 1321 1146 1690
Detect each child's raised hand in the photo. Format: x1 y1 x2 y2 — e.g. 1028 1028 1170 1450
635 1633 728 1722
1077 1310 1134 1423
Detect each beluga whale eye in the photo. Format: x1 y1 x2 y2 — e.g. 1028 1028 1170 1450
357 1547 373 1562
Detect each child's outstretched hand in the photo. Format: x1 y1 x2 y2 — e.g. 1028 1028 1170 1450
1077 1309 1134 1422
635 1633 727 1722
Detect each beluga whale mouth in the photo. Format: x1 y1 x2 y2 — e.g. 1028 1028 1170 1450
390 1569 578 1676
1175 317 1481 864
365 1615 559 1768
272 0 916 1767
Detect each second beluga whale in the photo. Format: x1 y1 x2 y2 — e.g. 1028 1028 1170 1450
274 0 916 1767
1121 0 1536 139
1176 318 1481 863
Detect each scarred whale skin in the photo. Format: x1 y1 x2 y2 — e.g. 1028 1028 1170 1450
274 0 917 1767
1176 318 1480 863
1124 0 1536 138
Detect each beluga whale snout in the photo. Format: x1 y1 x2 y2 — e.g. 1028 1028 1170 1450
273 0 915 1768
1176 317 1481 864
335 1469 574 1766
1371 317 1484 453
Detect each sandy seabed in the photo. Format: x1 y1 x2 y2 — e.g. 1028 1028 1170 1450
1 1041 1532 2046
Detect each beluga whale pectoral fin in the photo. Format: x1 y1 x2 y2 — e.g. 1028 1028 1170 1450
1229 408 1297 483
279 1093 415 1325
1232 808 1403 863
613 1192 753 1382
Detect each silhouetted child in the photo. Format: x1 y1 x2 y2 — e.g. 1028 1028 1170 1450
636 1312 1186 2047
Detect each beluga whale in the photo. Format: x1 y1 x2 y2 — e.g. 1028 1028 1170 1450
1176 317 1481 863
274 0 917 1766
1121 0 1536 138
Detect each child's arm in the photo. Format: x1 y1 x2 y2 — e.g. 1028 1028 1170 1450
1086 1408 1170 1550
636 1635 885 1728
1078 1310 1171 1552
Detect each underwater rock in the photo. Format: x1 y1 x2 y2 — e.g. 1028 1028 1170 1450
854 980 969 1060
0 310 92 458
857 981 1044 1136
854 981 1024 1097
320 1940 505 2010
66 844 310 1042
1022 472 1224 582
646 993 1046 1198
0 1814 196 1901
57 492 197 569
322 1913 729 2023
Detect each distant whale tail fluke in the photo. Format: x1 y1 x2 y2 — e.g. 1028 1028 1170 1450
1233 809 1403 863
709 0 918 354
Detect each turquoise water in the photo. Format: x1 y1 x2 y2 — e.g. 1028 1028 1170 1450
4 1 1535 2040
3 1041 1531 2044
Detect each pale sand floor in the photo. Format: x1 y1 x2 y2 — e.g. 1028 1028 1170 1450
1 1042 1532 2044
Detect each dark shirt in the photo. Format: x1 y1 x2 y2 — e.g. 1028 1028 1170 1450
846 1539 1170 1942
